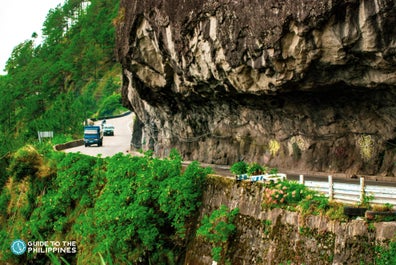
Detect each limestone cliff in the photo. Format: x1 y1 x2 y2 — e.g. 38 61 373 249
116 0 396 176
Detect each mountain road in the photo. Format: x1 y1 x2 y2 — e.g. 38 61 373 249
64 113 135 158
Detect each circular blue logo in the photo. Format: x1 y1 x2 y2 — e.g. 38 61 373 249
10 239 27 255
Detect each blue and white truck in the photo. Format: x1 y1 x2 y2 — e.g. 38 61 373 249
83 125 103 147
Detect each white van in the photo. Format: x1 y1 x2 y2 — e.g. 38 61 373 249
103 124 115 136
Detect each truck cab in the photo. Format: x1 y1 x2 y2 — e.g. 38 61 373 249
84 125 103 147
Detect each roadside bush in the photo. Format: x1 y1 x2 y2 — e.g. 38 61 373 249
260 180 344 219
247 162 265 176
262 181 317 210
159 159 211 238
1 147 212 264
297 193 331 215
230 161 248 175
25 152 103 242
7 145 43 181
230 162 282 176
90 150 210 264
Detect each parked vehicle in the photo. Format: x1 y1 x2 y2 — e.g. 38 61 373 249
84 125 103 147
103 124 115 136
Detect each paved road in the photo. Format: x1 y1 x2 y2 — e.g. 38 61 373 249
64 113 134 157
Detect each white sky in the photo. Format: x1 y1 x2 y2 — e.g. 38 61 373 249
0 0 65 74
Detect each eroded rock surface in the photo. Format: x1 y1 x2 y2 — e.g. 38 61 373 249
116 0 396 176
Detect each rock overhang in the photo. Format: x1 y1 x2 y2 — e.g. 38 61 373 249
117 0 396 176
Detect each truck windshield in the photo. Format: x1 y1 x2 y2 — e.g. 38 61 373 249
84 129 98 134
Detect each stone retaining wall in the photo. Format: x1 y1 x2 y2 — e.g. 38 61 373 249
184 176 396 265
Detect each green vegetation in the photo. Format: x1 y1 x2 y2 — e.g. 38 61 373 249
375 240 396 265
230 161 248 175
7 145 44 182
230 161 349 220
0 8 129 260
359 193 375 208
262 181 324 211
259 180 346 220
230 161 279 176
0 146 211 264
262 219 272 235
0 0 127 177
247 162 265 176
197 205 239 263
228 161 396 264
1 0 393 264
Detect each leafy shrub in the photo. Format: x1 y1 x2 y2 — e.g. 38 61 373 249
269 167 279 175
261 180 337 219
372 203 394 212
197 205 239 262
7 145 43 181
298 193 330 215
89 150 210 264
324 201 346 220
263 181 315 210
51 134 74 145
230 161 248 175
375 240 396 265
159 160 212 238
247 162 265 176
25 152 103 241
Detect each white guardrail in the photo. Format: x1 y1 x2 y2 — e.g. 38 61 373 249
236 173 396 207
301 175 396 206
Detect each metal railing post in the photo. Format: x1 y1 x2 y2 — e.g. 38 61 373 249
360 177 365 204
299 175 304 185
328 175 333 201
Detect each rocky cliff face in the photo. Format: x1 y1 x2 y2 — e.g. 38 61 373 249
116 0 396 176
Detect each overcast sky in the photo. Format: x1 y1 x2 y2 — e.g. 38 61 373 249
0 0 64 74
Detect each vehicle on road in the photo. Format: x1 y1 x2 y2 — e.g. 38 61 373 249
103 124 115 136
84 125 103 147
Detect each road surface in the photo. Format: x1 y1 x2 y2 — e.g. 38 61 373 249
64 113 134 157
